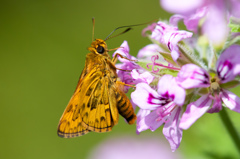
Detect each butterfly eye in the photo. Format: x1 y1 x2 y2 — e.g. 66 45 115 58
97 45 105 54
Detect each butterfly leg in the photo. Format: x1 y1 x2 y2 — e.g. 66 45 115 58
116 81 136 88
116 68 132 72
112 53 137 65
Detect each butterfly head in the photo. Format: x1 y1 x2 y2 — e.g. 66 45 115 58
88 39 108 56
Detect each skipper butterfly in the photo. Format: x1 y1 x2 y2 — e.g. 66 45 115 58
57 20 137 138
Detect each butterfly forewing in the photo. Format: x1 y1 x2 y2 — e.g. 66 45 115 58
57 39 136 138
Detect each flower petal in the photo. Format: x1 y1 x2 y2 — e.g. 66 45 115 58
202 2 228 46
169 14 185 27
176 64 210 89
163 30 193 61
207 94 222 113
162 107 182 152
221 89 240 113
137 44 162 60
216 45 240 83
142 23 157 36
131 69 154 84
150 21 192 61
145 109 165 131
179 94 212 129
151 21 178 43
160 0 205 15
231 0 240 18
157 75 186 106
131 83 162 110
113 40 136 63
136 109 151 133
116 63 136 93
183 7 207 33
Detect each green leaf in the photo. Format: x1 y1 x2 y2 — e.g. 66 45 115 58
158 68 179 77
177 41 205 68
159 51 179 67
220 80 240 89
136 60 152 71
228 17 240 33
229 24 240 32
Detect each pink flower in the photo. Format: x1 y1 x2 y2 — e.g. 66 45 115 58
131 75 186 151
161 0 240 45
177 45 240 129
148 21 192 61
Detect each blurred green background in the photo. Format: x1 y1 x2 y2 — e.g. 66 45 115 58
1 0 240 159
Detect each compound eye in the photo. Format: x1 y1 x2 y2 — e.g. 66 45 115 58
96 45 104 54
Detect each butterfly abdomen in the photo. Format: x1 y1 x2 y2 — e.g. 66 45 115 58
116 91 136 124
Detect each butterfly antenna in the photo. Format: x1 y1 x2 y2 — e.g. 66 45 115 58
104 19 157 41
92 17 95 42
105 28 132 41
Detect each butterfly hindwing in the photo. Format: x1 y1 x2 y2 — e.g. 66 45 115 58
81 69 118 132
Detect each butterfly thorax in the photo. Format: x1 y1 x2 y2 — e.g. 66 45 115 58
85 52 117 79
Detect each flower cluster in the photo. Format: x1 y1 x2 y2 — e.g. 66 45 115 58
114 0 240 152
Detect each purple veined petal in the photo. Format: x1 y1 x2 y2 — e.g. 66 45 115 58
216 45 240 83
136 109 151 134
179 94 212 129
164 31 193 51
207 94 222 113
163 30 193 61
221 89 240 113
162 107 183 152
157 75 186 106
137 44 163 60
131 69 154 84
160 0 205 15
151 21 178 43
150 24 164 42
176 64 210 89
144 109 166 131
131 83 163 110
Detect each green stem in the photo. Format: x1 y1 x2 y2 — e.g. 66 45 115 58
219 108 240 154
